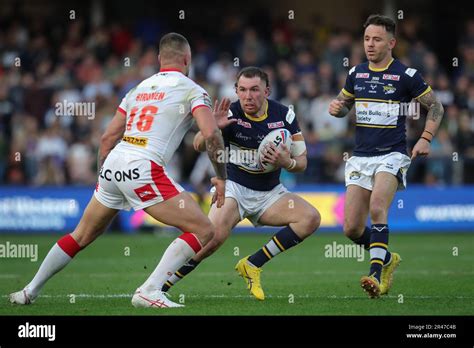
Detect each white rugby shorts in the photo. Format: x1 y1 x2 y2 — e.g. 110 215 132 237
212 179 289 226
94 150 183 210
345 151 411 191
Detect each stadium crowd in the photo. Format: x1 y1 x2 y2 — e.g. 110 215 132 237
1 13 474 188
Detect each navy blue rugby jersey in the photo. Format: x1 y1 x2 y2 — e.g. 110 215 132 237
342 58 431 156
222 99 301 191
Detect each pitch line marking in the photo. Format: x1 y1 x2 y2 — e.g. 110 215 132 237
2 294 473 299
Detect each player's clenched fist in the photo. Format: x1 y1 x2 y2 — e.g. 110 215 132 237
329 99 346 117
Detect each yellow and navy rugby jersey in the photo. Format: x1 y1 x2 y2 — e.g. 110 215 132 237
222 99 301 191
342 58 431 156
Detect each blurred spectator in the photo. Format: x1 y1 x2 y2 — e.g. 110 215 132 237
206 52 238 99
0 10 472 187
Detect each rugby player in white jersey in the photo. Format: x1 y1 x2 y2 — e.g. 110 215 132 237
9 33 229 308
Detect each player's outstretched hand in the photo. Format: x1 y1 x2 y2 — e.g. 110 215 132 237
213 98 236 129
329 99 346 117
411 138 431 160
210 176 226 208
261 143 292 169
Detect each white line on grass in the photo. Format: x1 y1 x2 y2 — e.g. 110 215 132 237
30 270 474 277
2 294 473 299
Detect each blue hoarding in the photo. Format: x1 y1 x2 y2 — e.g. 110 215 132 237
0 185 473 233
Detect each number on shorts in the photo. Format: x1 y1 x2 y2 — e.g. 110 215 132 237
126 105 158 132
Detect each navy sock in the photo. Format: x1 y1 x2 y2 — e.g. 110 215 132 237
351 226 391 264
248 226 302 268
161 258 200 292
369 224 389 282
351 226 371 250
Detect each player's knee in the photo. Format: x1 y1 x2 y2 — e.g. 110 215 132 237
343 223 362 239
369 201 388 222
206 228 227 252
201 222 216 245
298 207 320 237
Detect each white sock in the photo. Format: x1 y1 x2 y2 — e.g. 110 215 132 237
141 237 199 292
25 244 74 299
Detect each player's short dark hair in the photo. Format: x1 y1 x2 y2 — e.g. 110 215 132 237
363 14 396 36
235 67 270 88
159 32 190 59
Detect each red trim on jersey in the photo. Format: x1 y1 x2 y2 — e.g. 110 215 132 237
150 161 180 200
191 104 210 114
178 232 202 253
159 68 182 73
117 107 126 115
57 234 81 258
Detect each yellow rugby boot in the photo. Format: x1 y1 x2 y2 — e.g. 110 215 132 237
235 256 265 301
380 252 402 295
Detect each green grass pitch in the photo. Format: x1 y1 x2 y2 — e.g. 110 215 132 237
1 232 473 315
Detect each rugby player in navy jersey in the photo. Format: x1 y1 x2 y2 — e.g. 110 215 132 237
329 14 444 298
162 67 321 300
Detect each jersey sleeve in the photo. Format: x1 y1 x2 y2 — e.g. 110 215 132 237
404 68 432 99
189 84 212 115
117 96 127 115
283 106 301 135
342 66 356 98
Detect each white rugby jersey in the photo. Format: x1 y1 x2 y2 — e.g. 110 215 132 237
114 69 212 166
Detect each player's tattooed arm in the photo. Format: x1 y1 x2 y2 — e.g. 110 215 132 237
98 110 126 170
329 91 355 118
417 90 444 139
411 91 444 159
205 129 227 180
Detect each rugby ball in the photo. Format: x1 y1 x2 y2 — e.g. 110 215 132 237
257 129 293 173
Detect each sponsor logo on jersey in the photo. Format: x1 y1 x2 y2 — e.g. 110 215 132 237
202 93 212 108
383 74 400 81
354 85 365 91
356 73 370 78
383 85 397 95
235 132 252 141
405 68 417 77
267 121 285 129
355 101 400 125
122 136 148 147
237 119 252 128
286 108 296 124
228 143 261 172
